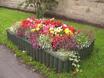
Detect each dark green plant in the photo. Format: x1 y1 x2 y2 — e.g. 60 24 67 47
20 0 59 18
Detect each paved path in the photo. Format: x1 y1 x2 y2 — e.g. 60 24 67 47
0 45 43 78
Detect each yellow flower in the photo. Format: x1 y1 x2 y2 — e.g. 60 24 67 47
64 28 70 34
31 29 36 32
64 28 73 35
69 31 74 36
37 24 43 28
36 27 40 31
50 30 54 34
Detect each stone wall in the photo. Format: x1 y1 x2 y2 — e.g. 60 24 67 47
0 0 104 26
0 0 34 11
54 0 104 26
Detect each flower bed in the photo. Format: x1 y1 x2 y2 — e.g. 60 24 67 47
7 17 94 72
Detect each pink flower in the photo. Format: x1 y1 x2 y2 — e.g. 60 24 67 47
41 25 50 34
62 24 68 29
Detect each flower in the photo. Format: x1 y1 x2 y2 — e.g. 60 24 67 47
62 24 68 29
64 28 73 36
49 27 54 34
31 29 36 32
69 26 75 33
41 25 50 34
64 28 70 34
37 24 43 28
21 18 35 29
36 27 40 31
15 17 86 50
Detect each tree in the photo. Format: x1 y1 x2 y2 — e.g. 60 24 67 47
20 0 59 18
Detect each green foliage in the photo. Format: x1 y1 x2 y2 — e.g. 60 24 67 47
75 30 94 49
20 0 59 18
75 32 89 49
56 49 81 72
38 34 51 49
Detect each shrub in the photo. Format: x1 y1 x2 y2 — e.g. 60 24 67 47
20 0 59 18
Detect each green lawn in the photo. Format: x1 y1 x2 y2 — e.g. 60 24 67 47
0 7 104 78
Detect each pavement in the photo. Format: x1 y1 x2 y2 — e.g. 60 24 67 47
0 45 44 78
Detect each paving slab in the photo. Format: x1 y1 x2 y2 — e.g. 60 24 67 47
0 45 44 78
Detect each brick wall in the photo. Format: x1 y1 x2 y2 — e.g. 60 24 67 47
0 0 104 26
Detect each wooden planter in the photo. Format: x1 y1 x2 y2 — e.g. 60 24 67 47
7 30 94 72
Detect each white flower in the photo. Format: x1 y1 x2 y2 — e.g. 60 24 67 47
9 27 14 32
72 63 76 67
69 58 74 61
74 59 79 63
22 50 26 53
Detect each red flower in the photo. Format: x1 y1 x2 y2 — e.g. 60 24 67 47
52 35 78 51
44 19 61 27
35 19 42 24
69 26 75 33
52 35 61 50
44 19 51 25
21 20 32 29
51 20 62 27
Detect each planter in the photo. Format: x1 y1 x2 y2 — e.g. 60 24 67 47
7 30 94 72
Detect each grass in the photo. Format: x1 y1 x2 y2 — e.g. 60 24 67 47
0 7 104 78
